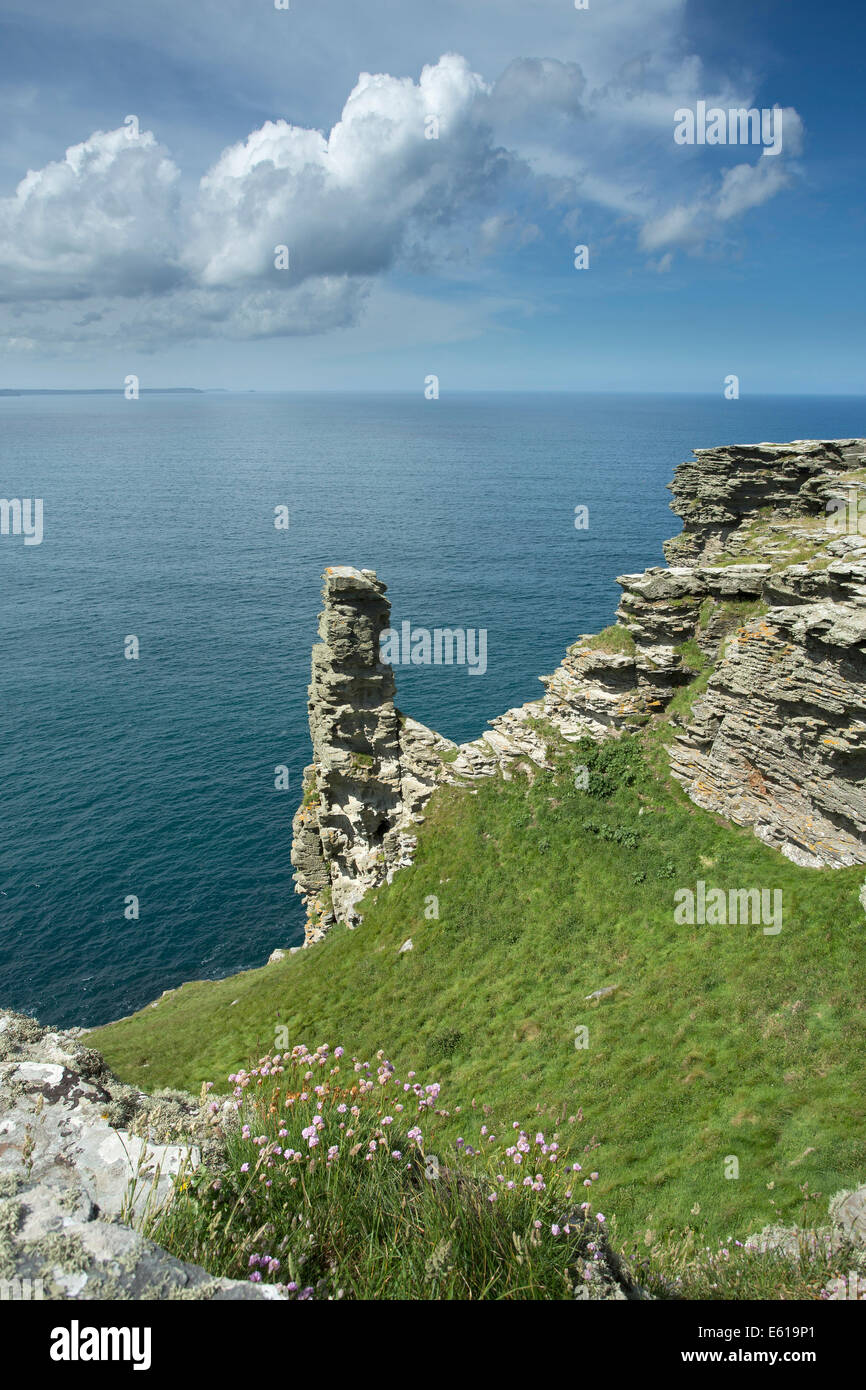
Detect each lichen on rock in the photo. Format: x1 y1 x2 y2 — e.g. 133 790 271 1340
0 1009 280 1300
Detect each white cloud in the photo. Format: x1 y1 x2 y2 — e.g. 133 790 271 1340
640 202 704 253
0 39 804 348
0 55 511 344
187 54 502 289
640 137 801 255
0 127 181 301
716 152 794 221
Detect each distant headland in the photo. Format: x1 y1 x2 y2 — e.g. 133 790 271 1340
0 387 205 396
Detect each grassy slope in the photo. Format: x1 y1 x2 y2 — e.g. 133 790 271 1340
92 727 866 1254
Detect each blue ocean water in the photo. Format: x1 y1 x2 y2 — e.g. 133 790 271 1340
1 391 863 1027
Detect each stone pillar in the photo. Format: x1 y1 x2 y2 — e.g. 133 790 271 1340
291 567 405 942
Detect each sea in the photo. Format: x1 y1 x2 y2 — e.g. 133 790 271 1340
1 391 863 1027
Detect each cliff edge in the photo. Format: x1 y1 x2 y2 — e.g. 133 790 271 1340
292 439 866 942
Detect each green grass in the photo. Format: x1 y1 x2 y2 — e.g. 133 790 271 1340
674 638 708 674
633 1226 852 1301
698 598 714 630
710 514 832 571
655 667 715 738
577 625 636 655
93 732 866 1276
718 599 768 621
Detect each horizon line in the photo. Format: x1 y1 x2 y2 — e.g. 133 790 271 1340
2 387 865 399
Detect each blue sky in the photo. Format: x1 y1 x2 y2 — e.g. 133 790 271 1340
0 0 863 392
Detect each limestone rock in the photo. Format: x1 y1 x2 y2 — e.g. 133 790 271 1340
829 1186 866 1246
745 1182 866 1299
291 568 458 944
0 1010 281 1300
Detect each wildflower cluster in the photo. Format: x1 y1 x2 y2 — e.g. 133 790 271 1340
153 1043 608 1300
224 1046 444 1192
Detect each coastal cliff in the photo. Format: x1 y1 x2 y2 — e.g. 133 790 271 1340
292 439 866 941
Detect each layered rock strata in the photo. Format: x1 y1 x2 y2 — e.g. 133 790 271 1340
292 440 866 939
669 533 866 867
663 438 866 564
291 568 456 943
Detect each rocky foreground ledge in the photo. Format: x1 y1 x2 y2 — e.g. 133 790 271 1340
292 440 866 944
0 1011 281 1299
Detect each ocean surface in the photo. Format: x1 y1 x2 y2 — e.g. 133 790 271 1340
1 391 863 1028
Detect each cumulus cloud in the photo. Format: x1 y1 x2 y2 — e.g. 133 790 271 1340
0 127 182 301
0 55 511 344
187 54 505 289
0 46 804 349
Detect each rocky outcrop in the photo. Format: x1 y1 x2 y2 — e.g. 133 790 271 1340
746 1184 866 1299
293 440 866 939
669 536 866 867
291 568 457 943
662 438 866 564
661 442 866 867
540 440 866 866
0 1010 281 1300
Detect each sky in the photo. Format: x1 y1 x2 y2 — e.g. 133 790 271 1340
0 0 863 392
